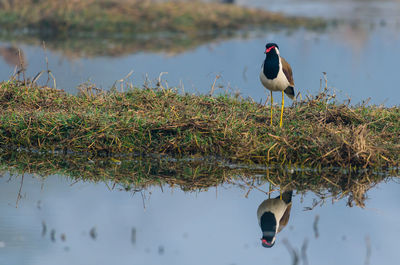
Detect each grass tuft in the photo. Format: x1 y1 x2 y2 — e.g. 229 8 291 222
0 80 399 169
1 150 398 208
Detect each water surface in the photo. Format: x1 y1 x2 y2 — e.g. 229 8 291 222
0 172 399 265
1 1 400 106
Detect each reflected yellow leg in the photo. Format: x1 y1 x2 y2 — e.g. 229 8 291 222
280 188 282 200
280 91 284 128
270 91 273 126
268 182 272 199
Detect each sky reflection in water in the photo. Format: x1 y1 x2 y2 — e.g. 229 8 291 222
1 11 400 106
0 174 400 265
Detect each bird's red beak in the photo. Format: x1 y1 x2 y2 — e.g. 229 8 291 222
262 239 271 246
265 46 275 53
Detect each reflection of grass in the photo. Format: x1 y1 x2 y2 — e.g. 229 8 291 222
1 150 398 207
0 30 251 58
0 81 399 169
0 0 326 37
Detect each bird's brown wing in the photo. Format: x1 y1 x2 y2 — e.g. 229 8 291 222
278 203 292 233
281 57 294 86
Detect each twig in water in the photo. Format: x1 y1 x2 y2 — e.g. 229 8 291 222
179 79 185 94
209 75 220 96
313 215 320 239
39 41 57 90
50 229 56 242
42 221 47 237
242 66 248 82
141 190 146 209
282 238 299 265
32 70 45 84
17 48 26 83
42 41 50 87
365 236 371 265
112 70 134 92
89 227 97 240
131 227 136 245
16 174 24 208
303 198 320 211
157 72 168 90
48 71 57 89
301 238 309 265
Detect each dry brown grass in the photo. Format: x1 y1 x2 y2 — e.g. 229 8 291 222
0 80 399 170
1 149 398 208
0 30 246 59
0 0 326 36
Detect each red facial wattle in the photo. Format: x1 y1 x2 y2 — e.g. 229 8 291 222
262 239 271 246
265 46 275 53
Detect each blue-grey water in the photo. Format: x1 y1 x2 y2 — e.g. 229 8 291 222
0 174 399 265
1 1 400 106
241 0 400 21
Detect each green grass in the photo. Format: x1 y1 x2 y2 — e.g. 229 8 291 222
0 148 399 207
1 149 398 208
0 0 326 37
0 30 253 58
0 80 399 170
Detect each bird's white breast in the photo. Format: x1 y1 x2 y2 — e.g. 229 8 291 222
260 58 290 92
257 198 288 228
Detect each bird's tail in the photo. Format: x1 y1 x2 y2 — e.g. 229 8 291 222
281 190 293 204
284 86 295 100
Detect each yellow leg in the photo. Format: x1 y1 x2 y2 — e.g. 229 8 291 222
270 91 273 126
268 182 272 199
280 91 284 128
280 187 282 200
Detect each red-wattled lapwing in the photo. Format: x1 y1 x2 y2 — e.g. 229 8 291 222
260 43 295 127
257 190 293 248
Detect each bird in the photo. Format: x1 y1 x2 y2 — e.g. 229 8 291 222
257 190 293 248
260 43 295 127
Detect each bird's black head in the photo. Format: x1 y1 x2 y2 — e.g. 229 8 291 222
259 212 277 248
265 43 279 54
261 235 276 248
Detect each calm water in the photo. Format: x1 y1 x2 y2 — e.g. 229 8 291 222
1 1 400 106
241 0 400 21
0 173 400 265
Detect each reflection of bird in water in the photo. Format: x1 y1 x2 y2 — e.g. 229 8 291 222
257 190 293 248
0 46 27 69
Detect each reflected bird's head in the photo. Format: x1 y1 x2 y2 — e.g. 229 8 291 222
261 231 276 248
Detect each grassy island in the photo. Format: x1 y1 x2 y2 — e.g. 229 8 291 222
0 0 329 57
0 81 399 170
0 0 326 37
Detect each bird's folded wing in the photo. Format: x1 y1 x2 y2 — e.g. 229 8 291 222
278 203 292 233
281 57 294 87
